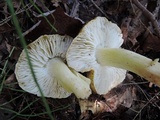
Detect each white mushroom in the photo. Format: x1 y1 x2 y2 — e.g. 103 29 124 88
66 17 160 94
15 34 91 99
67 17 126 94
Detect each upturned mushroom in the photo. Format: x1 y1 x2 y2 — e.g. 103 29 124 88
66 17 160 94
67 17 126 94
15 34 91 99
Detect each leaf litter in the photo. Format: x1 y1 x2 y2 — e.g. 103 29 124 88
0 0 160 120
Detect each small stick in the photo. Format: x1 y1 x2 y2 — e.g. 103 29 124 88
90 0 115 22
132 0 160 37
70 0 80 17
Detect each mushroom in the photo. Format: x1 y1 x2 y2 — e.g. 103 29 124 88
66 17 160 94
15 34 91 99
67 17 126 94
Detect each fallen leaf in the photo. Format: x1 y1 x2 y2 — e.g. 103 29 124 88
35 0 48 12
12 0 21 9
0 40 9 55
4 73 16 85
0 23 14 33
141 33 160 52
25 7 83 40
121 17 131 45
51 0 62 7
79 79 137 118
103 84 136 112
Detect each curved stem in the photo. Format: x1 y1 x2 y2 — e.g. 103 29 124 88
48 58 91 99
96 48 160 86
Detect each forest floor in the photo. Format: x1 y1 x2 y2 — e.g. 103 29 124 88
0 0 160 120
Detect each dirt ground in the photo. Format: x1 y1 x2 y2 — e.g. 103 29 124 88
0 0 160 120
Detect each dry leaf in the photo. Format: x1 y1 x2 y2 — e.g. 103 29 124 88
0 40 8 55
4 73 16 85
103 84 136 112
35 0 48 12
121 17 131 44
0 23 14 33
25 7 83 40
141 33 160 52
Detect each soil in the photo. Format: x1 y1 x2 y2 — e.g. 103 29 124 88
0 0 160 120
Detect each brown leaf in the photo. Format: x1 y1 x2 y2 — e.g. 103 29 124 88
10 47 22 61
25 7 83 40
4 41 21 61
103 84 137 112
5 41 12 53
0 39 21 61
141 33 160 52
0 23 14 34
0 40 8 55
120 17 131 43
35 1 47 11
12 0 21 9
51 0 63 7
4 73 16 85
79 79 137 117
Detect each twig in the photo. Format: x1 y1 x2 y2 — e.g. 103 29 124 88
70 0 79 17
19 21 41 39
133 92 160 120
0 3 33 26
132 0 160 37
90 0 115 22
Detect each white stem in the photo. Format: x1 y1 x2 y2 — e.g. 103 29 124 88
96 48 160 86
47 58 91 99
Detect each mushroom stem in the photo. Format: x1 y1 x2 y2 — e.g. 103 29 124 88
96 48 160 86
47 58 91 99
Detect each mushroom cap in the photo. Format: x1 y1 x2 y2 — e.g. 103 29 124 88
88 66 126 94
66 17 126 94
15 34 73 98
